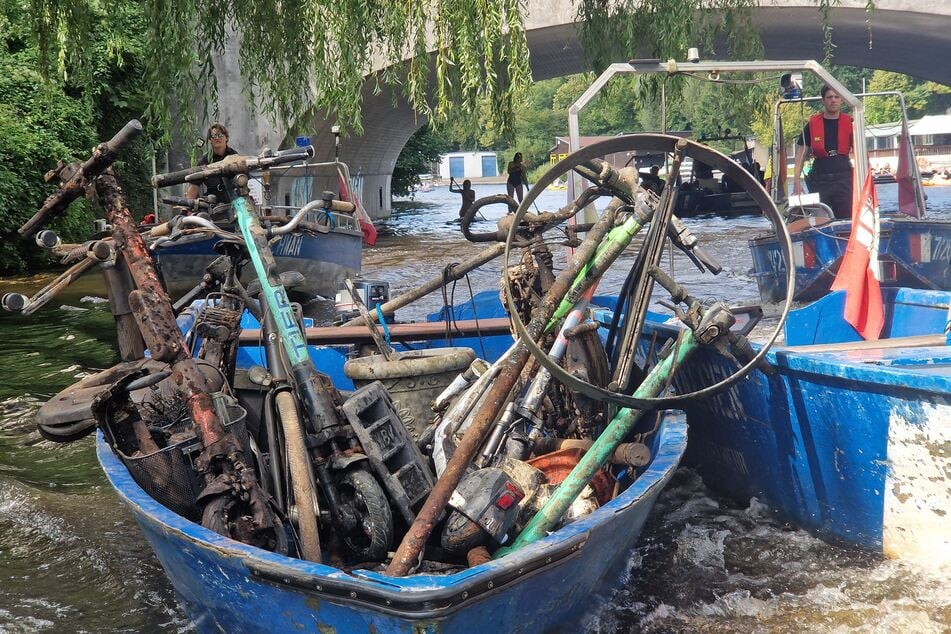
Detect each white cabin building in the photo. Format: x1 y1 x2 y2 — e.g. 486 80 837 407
438 152 499 180
866 114 951 170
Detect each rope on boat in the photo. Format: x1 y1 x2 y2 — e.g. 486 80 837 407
439 262 488 359
375 305 392 347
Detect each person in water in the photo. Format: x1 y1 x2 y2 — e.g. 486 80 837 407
507 152 528 202
641 164 665 195
449 177 476 217
186 122 239 203
793 85 854 219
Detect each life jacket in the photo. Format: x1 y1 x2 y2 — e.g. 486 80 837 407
808 112 852 158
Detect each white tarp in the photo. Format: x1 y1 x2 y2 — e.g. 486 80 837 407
865 114 951 139
908 114 951 137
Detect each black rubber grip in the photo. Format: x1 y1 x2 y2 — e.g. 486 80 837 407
152 166 203 188
161 196 209 210
105 120 144 154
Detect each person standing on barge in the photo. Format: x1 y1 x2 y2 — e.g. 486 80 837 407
792 85 854 219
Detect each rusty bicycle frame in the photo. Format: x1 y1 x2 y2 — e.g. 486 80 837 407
18 120 281 548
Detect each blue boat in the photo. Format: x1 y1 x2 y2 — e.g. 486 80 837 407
97 418 684 632
154 208 362 301
152 157 367 301
749 215 951 302
637 288 951 562
90 310 688 632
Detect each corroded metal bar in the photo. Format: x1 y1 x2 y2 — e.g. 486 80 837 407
97 171 242 458
339 243 507 327
385 189 629 576
494 329 699 558
19 121 142 237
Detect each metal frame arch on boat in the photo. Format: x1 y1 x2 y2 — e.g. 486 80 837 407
502 133 796 410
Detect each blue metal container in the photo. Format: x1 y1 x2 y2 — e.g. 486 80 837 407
748 216 951 303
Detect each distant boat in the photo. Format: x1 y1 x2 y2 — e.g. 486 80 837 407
154 161 364 301
922 175 951 187
415 174 435 193
673 134 764 218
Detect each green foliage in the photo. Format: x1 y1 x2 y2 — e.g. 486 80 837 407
866 71 917 124
392 125 449 197
33 0 533 142
576 0 762 75
31 0 876 147
0 0 157 274
863 70 951 125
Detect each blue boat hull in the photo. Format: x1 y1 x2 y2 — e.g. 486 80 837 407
96 297 689 631
98 415 686 632
748 216 951 303
638 289 951 561
155 228 362 300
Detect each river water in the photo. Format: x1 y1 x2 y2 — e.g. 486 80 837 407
0 183 948 632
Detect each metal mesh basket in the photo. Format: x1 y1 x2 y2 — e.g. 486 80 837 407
117 392 249 520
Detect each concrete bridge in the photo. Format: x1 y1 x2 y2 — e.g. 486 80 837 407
213 0 951 219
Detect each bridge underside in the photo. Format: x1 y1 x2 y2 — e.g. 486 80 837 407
292 6 948 220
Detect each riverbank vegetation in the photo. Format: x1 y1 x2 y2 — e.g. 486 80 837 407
0 1 156 274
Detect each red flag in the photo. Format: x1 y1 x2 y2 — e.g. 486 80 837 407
830 167 884 340
338 168 378 246
895 118 921 218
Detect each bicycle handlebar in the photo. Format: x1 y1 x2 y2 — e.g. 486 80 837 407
19 120 143 237
460 194 519 242
152 146 315 188
161 196 213 211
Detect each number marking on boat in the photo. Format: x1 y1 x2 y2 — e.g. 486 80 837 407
274 234 304 257
930 235 950 264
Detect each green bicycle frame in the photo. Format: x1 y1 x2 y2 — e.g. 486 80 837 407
233 196 339 433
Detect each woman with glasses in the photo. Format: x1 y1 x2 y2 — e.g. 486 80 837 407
186 123 239 203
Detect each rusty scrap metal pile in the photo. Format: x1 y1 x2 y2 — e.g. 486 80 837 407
5 121 790 576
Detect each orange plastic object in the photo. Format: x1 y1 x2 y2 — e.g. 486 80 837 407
527 447 616 506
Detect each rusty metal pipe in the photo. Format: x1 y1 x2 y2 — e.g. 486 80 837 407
19 120 142 237
339 243 507 327
385 192 627 576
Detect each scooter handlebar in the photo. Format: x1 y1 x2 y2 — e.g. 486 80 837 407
161 196 212 210
152 146 315 188
19 120 143 237
460 194 519 242
152 166 201 188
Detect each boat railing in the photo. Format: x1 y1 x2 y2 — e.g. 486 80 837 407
565 60 867 216
267 204 361 233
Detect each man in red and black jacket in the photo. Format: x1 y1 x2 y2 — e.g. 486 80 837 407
793 85 854 219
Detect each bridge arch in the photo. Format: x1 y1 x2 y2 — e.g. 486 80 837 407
211 1 950 219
